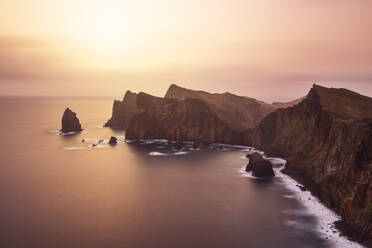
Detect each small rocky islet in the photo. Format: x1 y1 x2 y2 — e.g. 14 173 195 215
245 152 275 177
60 108 82 133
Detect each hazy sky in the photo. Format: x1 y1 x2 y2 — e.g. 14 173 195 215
1 0 372 102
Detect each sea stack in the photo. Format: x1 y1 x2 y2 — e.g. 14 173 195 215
60 108 82 133
108 136 117 145
245 152 275 177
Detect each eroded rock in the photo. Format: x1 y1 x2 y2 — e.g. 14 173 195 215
60 108 82 133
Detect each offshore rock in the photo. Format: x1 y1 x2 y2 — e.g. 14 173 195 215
60 108 82 133
108 136 117 145
245 152 275 177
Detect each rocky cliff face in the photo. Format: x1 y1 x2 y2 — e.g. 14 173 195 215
105 84 298 131
61 108 82 133
125 93 242 144
104 90 139 129
246 85 372 243
165 84 277 130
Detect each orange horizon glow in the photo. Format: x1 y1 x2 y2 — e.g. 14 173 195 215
1 0 372 102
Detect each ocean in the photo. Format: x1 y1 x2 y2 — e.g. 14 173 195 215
0 97 362 248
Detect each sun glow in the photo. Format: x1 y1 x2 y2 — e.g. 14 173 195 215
80 9 131 57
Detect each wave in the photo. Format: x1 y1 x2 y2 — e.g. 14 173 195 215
174 151 188 155
240 148 363 248
64 147 86 150
149 152 168 156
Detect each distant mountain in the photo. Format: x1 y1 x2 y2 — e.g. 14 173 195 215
165 84 277 130
247 84 372 243
105 84 283 131
272 96 306 108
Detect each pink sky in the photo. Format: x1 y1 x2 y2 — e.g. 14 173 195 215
0 0 372 102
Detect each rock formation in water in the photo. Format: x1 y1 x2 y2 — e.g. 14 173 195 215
246 84 372 244
60 108 82 133
108 136 117 145
245 152 275 177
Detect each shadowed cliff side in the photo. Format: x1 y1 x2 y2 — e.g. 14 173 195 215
165 84 278 130
125 93 242 144
104 90 139 129
246 84 372 244
104 84 301 131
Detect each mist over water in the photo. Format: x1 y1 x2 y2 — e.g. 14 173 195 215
0 98 352 248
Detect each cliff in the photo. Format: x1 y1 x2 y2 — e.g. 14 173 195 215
104 90 139 129
165 84 277 130
105 84 281 131
247 84 372 243
125 92 242 144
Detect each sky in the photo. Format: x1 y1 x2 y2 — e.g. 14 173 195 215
0 0 372 102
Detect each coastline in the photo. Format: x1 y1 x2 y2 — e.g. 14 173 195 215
281 166 372 247
239 146 365 248
132 139 367 247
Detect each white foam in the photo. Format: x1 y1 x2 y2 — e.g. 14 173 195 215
265 157 287 165
190 148 200 151
232 145 251 149
64 147 85 150
143 139 168 144
153 139 168 143
59 131 78 136
239 147 364 248
174 151 188 155
149 152 168 156
276 170 364 247
155 146 166 149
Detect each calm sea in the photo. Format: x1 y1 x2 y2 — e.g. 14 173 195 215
0 98 359 248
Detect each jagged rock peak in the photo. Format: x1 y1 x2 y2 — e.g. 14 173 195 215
123 90 137 101
307 84 372 120
61 108 82 133
104 90 139 129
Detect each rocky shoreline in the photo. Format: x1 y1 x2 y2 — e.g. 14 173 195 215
103 83 372 246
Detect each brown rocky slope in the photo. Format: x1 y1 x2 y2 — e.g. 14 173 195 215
165 84 278 130
246 84 372 244
125 92 241 144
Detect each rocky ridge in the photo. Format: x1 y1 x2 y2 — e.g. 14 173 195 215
246 85 372 244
